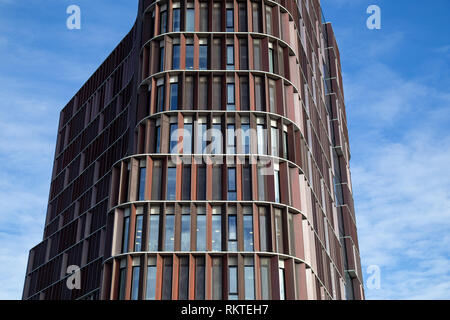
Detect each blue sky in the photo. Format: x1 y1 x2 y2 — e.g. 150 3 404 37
0 0 448 300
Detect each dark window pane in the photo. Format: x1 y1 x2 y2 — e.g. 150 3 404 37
159 46 165 72
212 166 222 200
228 215 237 251
157 85 165 112
122 216 130 253
259 207 269 252
239 3 247 32
275 209 284 253
155 125 161 153
151 161 162 200
212 258 222 300
170 83 178 110
182 165 191 200
169 124 178 154
118 267 126 300
167 167 177 200
197 166 206 200
195 257 205 300
172 45 180 69
162 257 173 300
178 257 189 300
279 268 286 300
242 165 252 200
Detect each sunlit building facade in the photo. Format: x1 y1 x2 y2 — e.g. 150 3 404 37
23 0 364 300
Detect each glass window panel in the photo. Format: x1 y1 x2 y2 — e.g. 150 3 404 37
226 9 234 32
279 268 286 300
162 257 173 300
227 125 236 154
257 124 266 154
274 170 280 203
182 165 191 200
212 214 222 251
138 167 146 201
212 4 221 31
240 77 249 109
122 216 130 253
134 215 144 251
242 165 252 201
196 214 206 251
244 266 255 300
271 127 279 157
181 214 191 251
183 123 193 154
252 3 261 33
226 45 234 69
260 258 271 299
186 44 194 69
199 45 208 70
131 266 140 300
159 46 165 72
242 124 250 154
164 214 175 251
257 164 266 201
195 257 206 300
169 124 178 154
151 161 162 200
228 266 238 299
243 214 254 251
186 8 195 31
200 4 208 31
228 215 237 251
211 123 223 154
253 40 261 70
186 76 194 109
148 214 160 251
167 167 177 200
212 166 222 200
227 83 235 110
157 84 165 112
259 207 269 252
170 83 178 110
178 257 189 300
239 3 247 32
118 267 126 300
155 124 161 153
173 8 181 31
160 11 167 34
146 266 157 300
212 258 222 300
228 168 237 200
275 209 284 253
197 165 206 200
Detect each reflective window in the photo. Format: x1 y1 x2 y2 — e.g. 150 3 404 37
253 40 261 70
227 168 237 200
260 258 271 299
131 266 140 300
266 7 273 35
186 44 194 69
197 165 206 200
212 258 222 300
227 124 236 154
257 164 266 201
269 80 276 113
212 3 221 31
226 45 235 70
172 44 180 70
199 44 208 70
148 214 160 251
212 166 222 200
212 213 222 251
211 123 223 154
169 123 178 154
271 125 279 157
200 4 208 31
146 265 157 300
243 214 254 251
259 207 270 251
228 266 238 300
241 124 250 154
155 123 161 153
274 169 280 203
279 268 286 300
183 122 193 154
138 167 146 201
164 213 175 251
196 213 206 251
134 215 143 251
228 214 237 251
181 214 191 251
151 161 162 200
268 48 275 73
160 10 167 34
227 83 235 110
167 167 177 200
257 124 267 154
186 8 195 31
172 8 181 32
275 208 284 253
170 83 179 110
252 3 261 33
244 265 255 300
226 9 234 32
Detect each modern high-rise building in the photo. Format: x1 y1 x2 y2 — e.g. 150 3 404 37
23 0 364 300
